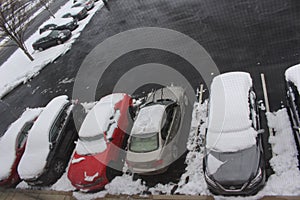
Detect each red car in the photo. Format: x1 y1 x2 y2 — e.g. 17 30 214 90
67 93 132 192
0 108 42 188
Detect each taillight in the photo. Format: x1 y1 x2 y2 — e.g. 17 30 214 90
152 159 163 167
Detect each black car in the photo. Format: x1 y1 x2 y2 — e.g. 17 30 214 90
39 18 78 34
285 64 300 160
32 30 72 51
203 72 266 196
62 7 88 21
17 96 86 186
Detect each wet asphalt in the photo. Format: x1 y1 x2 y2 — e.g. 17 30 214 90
0 0 300 187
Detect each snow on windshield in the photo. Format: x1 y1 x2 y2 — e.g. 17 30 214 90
0 108 42 180
131 104 165 135
76 135 107 155
18 95 69 179
78 94 125 138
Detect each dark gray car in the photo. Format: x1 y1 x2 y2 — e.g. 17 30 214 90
203 72 266 195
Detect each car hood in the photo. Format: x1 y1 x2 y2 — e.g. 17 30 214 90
207 145 260 186
68 152 108 186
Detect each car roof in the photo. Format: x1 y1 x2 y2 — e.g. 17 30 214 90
131 104 166 135
208 71 253 133
79 93 126 138
285 64 300 90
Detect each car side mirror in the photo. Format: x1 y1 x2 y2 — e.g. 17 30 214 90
108 137 113 142
49 143 54 149
293 126 300 131
257 129 264 134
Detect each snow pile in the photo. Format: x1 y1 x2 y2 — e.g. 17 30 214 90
0 108 43 180
105 174 147 195
18 95 69 179
175 101 209 195
0 0 105 99
260 109 300 195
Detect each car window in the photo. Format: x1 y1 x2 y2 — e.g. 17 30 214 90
166 105 181 144
161 104 176 140
49 103 71 143
16 122 33 149
129 133 159 153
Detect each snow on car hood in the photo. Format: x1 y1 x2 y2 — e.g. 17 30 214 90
0 108 42 180
78 93 125 138
18 95 69 179
285 64 300 89
131 104 166 135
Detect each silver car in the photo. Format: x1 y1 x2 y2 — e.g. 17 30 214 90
126 86 187 174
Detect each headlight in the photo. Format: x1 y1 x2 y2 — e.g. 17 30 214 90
248 168 262 188
204 171 218 188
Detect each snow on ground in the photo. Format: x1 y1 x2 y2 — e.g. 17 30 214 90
0 0 105 99
175 101 209 195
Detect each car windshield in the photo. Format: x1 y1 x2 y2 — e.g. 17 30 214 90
207 145 260 184
48 30 59 38
76 133 107 155
129 132 159 153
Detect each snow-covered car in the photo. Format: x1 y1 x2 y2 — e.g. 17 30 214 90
0 108 42 188
62 7 88 21
68 93 132 192
39 18 78 34
17 95 85 186
126 86 187 174
203 72 266 195
72 0 95 11
285 64 300 154
32 30 72 51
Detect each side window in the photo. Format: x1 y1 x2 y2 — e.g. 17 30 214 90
49 103 70 143
16 122 33 149
166 105 181 144
161 104 175 140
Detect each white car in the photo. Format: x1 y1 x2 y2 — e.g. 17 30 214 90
203 72 265 195
72 0 95 11
126 86 187 174
285 64 300 152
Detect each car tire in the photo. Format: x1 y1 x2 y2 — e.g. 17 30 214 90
38 47 44 51
57 40 62 45
106 161 123 182
53 159 65 175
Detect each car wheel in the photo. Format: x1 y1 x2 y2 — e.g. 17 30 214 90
53 159 65 175
106 161 123 182
57 40 62 45
38 47 44 51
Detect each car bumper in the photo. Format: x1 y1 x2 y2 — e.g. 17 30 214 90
205 172 266 196
72 177 108 192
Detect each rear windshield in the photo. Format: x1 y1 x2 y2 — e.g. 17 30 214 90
129 132 159 153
